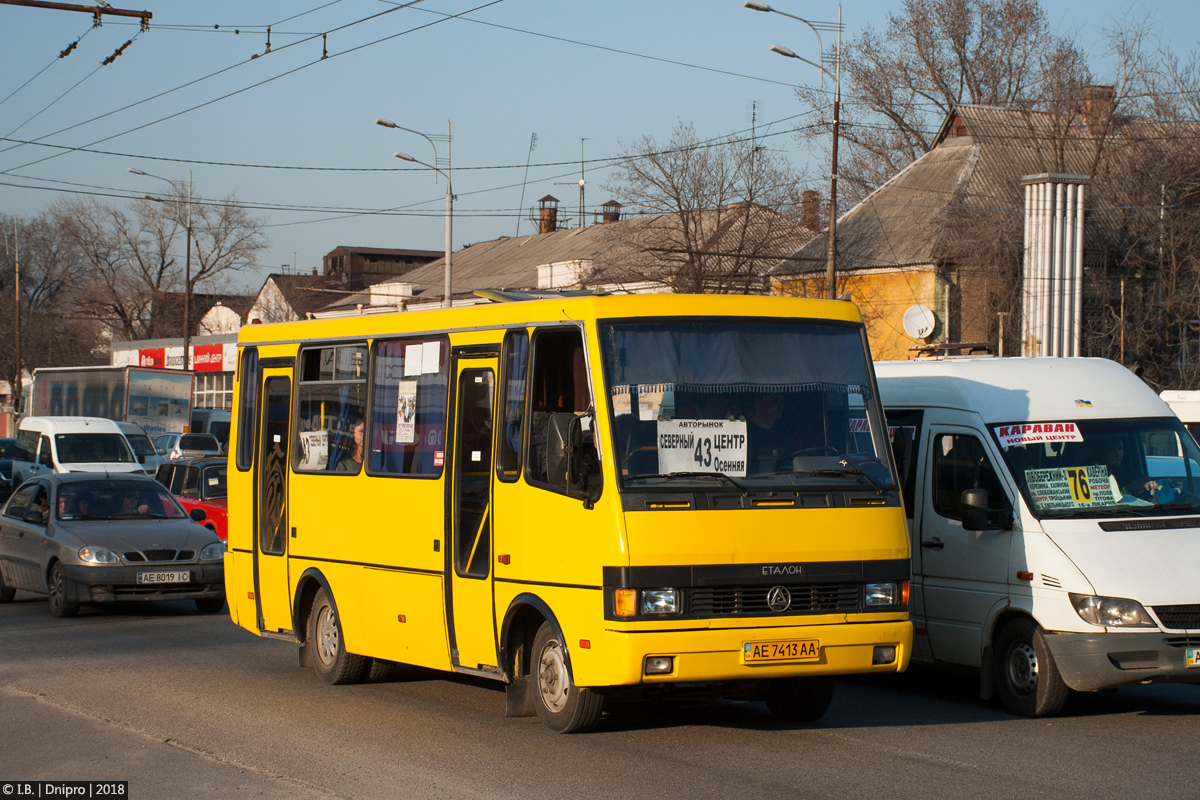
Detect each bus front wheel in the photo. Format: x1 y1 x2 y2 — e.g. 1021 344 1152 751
993 618 1069 717
763 676 835 722
308 588 370 685
531 621 604 733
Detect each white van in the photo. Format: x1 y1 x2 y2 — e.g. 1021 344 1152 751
877 357 1200 717
189 409 231 450
13 417 146 484
116 420 165 474
1159 390 1200 444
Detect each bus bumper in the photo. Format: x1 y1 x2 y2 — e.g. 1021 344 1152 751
580 619 912 687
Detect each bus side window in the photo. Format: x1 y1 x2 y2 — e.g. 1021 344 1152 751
497 330 529 481
370 337 450 477
526 328 595 491
293 345 367 474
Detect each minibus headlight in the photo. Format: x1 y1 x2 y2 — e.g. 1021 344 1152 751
640 589 679 615
864 581 901 607
1069 593 1157 627
78 546 122 565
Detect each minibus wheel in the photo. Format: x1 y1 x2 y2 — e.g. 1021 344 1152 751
993 618 1069 717
308 587 370 685
531 621 604 733
763 676 835 722
48 562 79 618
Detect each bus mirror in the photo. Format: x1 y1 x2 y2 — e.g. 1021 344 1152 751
961 488 1012 532
546 413 582 490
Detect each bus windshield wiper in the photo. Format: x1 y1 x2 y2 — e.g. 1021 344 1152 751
778 466 892 494
637 471 749 496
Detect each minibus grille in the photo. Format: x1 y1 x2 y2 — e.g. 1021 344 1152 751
690 583 860 616
1152 605 1200 630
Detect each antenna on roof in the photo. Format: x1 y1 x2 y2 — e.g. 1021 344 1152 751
516 132 537 237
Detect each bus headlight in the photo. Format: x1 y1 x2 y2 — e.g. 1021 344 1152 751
1069 593 1157 627
640 589 679 615
864 581 902 607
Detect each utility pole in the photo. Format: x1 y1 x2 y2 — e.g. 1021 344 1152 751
10 220 20 415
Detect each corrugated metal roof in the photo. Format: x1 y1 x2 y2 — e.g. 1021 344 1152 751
386 203 815 301
774 104 1143 276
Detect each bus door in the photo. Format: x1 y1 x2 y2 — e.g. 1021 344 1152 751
254 373 294 634
448 356 499 671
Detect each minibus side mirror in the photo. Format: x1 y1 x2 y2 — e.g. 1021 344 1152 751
546 413 582 490
961 488 1013 532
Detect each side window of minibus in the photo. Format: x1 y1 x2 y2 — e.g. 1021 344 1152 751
884 408 922 520
293 345 368 474
38 435 54 468
931 433 1010 520
370 337 450 477
497 330 529 481
526 327 594 490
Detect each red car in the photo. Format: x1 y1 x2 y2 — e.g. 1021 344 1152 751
154 456 228 540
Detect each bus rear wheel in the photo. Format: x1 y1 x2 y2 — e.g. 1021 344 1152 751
763 676 835 722
308 587 370 685
531 621 604 733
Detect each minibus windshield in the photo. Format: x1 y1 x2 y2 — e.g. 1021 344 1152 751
992 416 1200 517
600 320 895 490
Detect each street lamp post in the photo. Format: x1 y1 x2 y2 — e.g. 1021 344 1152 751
129 167 194 369
745 1 841 300
374 118 454 308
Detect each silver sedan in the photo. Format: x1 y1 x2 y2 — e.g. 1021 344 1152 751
0 473 225 617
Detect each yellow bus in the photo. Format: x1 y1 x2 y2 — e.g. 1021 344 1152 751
225 292 911 732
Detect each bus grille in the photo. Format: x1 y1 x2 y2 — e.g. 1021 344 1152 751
689 583 860 616
1152 605 1200 630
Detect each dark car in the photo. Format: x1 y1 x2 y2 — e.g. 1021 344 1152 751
0 473 225 617
0 438 32 503
155 457 228 540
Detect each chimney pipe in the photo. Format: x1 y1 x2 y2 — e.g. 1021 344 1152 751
802 190 822 231
538 195 560 234
601 200 622 224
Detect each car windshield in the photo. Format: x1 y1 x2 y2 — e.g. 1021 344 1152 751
125 434 156 457
57 479 187 520
600 320 896 490
992 416 1200 518
200 464 227 499
54 433 136 464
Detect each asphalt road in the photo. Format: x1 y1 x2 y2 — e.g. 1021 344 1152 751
3 592 1200 800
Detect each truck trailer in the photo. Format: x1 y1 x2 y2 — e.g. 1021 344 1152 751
28 366 194 437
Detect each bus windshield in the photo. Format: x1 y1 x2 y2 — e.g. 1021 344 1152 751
600 320 895 490
992 416 1200 518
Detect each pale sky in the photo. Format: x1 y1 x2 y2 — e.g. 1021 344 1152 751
0 0 1194 294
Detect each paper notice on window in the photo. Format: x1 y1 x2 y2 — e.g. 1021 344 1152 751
656 419 748 477
404 344 424 376
422 340 441 374
1025 465 1118 511
396 381 418 443
298 429 329 470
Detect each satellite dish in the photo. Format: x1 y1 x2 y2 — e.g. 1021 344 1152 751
902 304 936 339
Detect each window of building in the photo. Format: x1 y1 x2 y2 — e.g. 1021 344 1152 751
194 372 234 411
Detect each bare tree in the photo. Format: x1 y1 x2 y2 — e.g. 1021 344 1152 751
0 214 105 395
600 121 814 293
796 0 1091 203
49 191 266 342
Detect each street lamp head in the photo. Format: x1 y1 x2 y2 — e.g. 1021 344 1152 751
375 118 398 129
394 152 417 163
127 167 146 175
743 0 772 11
768 43 797 59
